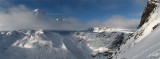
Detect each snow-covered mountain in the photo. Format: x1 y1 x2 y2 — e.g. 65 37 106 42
113 0 160 59
0 27 133 59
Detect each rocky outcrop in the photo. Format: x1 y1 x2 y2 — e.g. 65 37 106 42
138 0 160 28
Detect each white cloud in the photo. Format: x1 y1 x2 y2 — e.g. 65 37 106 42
0 7 4 11
0 5 88 31
88 16 139 29
0 4 140 31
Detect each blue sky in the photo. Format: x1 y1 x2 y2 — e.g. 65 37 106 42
0 0 147 23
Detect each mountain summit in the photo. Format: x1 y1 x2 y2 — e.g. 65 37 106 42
33 9 46 16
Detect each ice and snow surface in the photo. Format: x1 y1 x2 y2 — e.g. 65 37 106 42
115 26 160 59
134 3 160 43
113 1 160 59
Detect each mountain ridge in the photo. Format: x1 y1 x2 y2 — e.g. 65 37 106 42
0 26 133 59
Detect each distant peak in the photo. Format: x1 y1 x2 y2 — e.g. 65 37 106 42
56 18 65 21
33 8 46 16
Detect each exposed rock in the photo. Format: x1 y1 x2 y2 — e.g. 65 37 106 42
138 0 160 28
152 23 160 30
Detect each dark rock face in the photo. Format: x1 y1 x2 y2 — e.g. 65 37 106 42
138 0 160 28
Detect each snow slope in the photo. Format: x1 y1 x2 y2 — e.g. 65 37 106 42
113 0 160 59
115 25 160 59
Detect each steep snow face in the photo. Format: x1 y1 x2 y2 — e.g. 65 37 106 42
121 0 160 48
113 0 160 59
115 24 160 59
0 27 133 59
134 0 160 43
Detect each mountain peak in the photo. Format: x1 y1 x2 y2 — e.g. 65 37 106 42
33 8 46 16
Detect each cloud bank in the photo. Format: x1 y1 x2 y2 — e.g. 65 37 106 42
0 5 139 31
88 16 139 29
0 5 88 31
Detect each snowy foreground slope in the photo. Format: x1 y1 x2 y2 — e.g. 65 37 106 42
116 26 160 59
113 0 160 59
0 28 133 59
